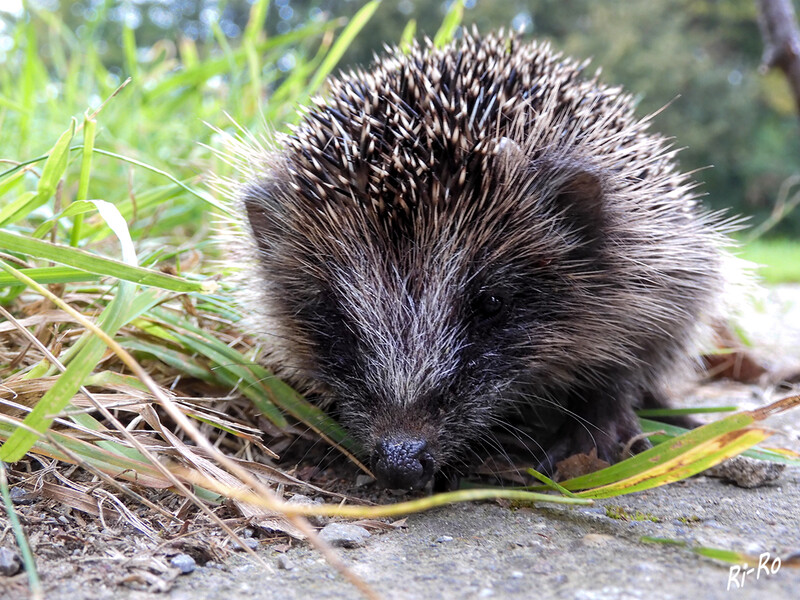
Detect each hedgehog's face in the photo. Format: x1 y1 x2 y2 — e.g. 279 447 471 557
284 258 544 491
244 160 609 490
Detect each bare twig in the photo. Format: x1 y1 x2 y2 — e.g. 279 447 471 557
757 0 800 116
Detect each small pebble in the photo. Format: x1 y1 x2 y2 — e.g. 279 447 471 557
706 455 785 488
276 554 294 570
287 494 328 526
580 507 607 516
286 494 314 505
170 553 196 574
633 562 660 574
745 542 763 555
9 487 34 505
233 538 259 551
510 571 524 579
0 547 21 577
355 474 375 487
318 522 371 548
435 535 454 543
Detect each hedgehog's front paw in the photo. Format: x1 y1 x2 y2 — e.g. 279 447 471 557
534 402 650 477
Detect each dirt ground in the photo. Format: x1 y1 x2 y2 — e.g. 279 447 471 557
2 286 799 600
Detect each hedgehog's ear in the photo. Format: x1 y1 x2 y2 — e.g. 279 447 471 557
242 181 281 253
554 169 605 231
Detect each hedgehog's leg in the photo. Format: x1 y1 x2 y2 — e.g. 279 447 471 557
535 384 650 475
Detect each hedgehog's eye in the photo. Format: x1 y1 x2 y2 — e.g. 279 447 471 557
473 292 506 321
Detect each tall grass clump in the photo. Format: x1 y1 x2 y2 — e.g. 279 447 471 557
0 0 384 580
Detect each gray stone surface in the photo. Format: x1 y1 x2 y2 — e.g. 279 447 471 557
164 470 800 599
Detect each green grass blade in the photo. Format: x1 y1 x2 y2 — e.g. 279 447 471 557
89 148 232 216
434 0 464 48
32 199 101 238
139 304 357 452
122 25 138 79
400 19 417 52
0 266 101 287
25 287 166 381
0 280 134 461
139 308 289 427
142 22 334 102
71 114 96 246
636 406 738 417
0 419 171 488
247 362 359 452
0 462 42 598
36 119 76 202
0 190 38 227
0 230 215 292
0 168 25 197
641 536 785 567
243 0 270 45
121 338 216 381
243 0 269 105
307 0 381 92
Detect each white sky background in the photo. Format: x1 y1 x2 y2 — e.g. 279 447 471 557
0 1 23 17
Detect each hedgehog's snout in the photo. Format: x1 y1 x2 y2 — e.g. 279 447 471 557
371 436 435 490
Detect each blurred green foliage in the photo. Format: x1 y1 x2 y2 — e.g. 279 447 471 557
1 0 798 237
738 238 800 283
0 0 351 251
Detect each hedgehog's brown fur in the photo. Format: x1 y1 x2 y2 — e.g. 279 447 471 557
232 31 736 490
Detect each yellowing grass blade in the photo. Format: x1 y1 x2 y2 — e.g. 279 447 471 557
554 394 800 498
575 428 770 499
641 418 800 466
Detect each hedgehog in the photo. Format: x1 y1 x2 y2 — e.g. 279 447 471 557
229 31 737 491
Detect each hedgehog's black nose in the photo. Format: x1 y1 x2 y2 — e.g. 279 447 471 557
371 436 434 490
